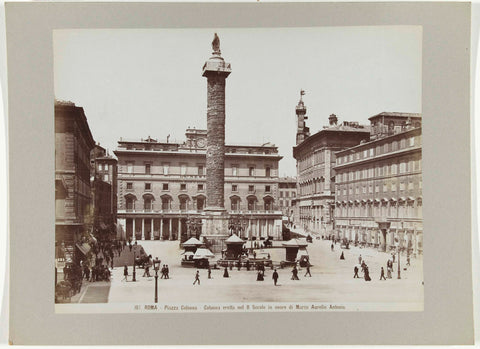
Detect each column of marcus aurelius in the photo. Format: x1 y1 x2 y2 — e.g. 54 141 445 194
201 33 232 253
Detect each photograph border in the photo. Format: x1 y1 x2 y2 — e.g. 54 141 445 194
6 2 473 345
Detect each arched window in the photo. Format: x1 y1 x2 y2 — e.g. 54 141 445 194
161 195 172 211
264 196 274 211
144 197 152 212
230 196 240 211
124 194 137 212
179 195 190 211
247 195 257 211
196 195 205 212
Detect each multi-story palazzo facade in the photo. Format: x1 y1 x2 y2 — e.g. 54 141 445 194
278 177 297 222
91 145 119 239
292 95 370 236
115 128 283 241
333 112 423 255
55 101 95 252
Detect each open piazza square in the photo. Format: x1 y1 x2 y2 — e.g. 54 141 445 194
65 236 423 311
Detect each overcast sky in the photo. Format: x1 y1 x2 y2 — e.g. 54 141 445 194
54 26 421 177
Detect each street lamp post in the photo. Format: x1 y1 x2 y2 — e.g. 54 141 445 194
153 257 161 303
132 250 137 282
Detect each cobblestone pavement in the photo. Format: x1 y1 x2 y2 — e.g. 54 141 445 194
106 238 423 308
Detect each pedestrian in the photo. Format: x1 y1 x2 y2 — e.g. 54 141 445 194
208 266 212 279
364 265 371 281
340 251 345 260
380 267 386 280
331 243 334 251
358 255 362 265
193 270 200 285
143 264 151 277
407 256 411 266
256 270 264 281
123 264 128 281
246 260 250 271
353 265 360 278
272 269 279 285
223 267 229 278
304 263 312 277
253 251 256 259
392 252 395 263
291 266 299 280
129 243 132 252
165 265 170 279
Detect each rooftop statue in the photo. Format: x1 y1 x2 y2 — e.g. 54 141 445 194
212 33 220 54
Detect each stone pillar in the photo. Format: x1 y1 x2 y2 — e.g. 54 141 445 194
177 219 181 240
132 218 136 242
200 34 232 253
169 219 173 240
160 219 163 240
150 219 154 240
379 229 387 252
141 219 145 240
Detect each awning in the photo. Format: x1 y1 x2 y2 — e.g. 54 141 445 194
181 251 195 256
225 234 244 244
76 243 91 255
193 248 215 259
183 237 203 246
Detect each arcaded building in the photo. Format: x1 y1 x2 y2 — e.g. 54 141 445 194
333 112 423 255
292 95 370 236
114 128 283 241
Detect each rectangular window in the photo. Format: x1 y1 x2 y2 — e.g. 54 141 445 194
343 188 347 195
392 182 396 191
362 186 366 194
265 185 271 193
249 166 255 176
391 164 397 175
370 148 374 157
265 167 271 177
363 150 368 158
249 185 255 193
279 191 283 197
198 184 204 191
279 200 283 207
98 163 102 171
181 164 187 175
163 183 169 191
126 182 133 190
383 183 387 192
375 184 379 193
232 184 238 192
356 152 360 160
286 192 290 198
145 163 151 174
162 163 169 175
392 141 398 151
409 137 415 147
104 174 109 182
180 183 187 191
198 165 204 176
369 185 373 193
104 164 108 171
384 143 389 153
127 162 134 174
232 165 238 176
400 182 405 191
349 187 353 195
400 139 406 148
145 183 151 191
400 162 406 174
355 187 359 194
408 181 414 190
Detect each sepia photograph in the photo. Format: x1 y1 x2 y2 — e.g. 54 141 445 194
53 27 423 312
